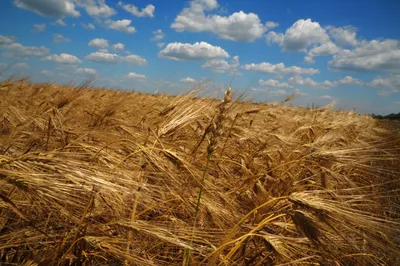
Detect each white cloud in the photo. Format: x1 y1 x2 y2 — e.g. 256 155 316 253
106 19 136 33
76 68 97 75
367 74 400 95
81 22 95 30
53 33 70 43
242 62 319 76
112 42 124 52
88 38 108 48
2 42 49 58
151 29 165 41
123 54 147 65
305 42 340 63
75 0 116 18
159 41 229 61
267 19 330 52
33 23 46 32
326 26 357 47
85 51 147 65
202 55 240 75
117 1 155 17
288 76 334 89
98 48 108 52
0 35 16 46
52 18 67 26
171 0 266 42
329 39 400 72
265 21 279 30
42 53 82 64
126 72 146 79
13 0 80 18
258 79 293 88
180 77 198 83
336 76 363 86
157 42 165 48
85 51 120 63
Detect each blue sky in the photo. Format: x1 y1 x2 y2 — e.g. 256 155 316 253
0 0 399 114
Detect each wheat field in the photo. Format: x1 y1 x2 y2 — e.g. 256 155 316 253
0 78 399 265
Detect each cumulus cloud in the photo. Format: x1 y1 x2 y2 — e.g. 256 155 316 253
304 42 340 63
180 77 198 83
106 19 136 33
112 42 124 52
258 79 293 88
85 51 147 65
13 0 80 18
1 42 49 58
75 0 116 18
287 75 363 89
53 33 70 43
117 1 155 17
202 56 240 75
158 42 229 61
85 51 120 63
171 0 266 42
88 38 108 48
326 25 357 47
42 53 82 64
32 23 46 32
124 54 147 65
367 74 400 95
125 72 146 79
265 21 279 30
81 22 95 30
242 62 319 76
266 19 330 52
336 76 363 86
0 35 16 46
76 68 97 75
329 39 400 72
52 18 67 26
151 29 165 41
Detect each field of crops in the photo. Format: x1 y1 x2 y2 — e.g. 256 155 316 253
0 79 399 265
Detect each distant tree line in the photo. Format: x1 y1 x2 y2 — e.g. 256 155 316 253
372 112 400 120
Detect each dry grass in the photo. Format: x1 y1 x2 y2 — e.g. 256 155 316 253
0 78 399 265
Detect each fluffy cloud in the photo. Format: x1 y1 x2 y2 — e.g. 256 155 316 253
258 79 293 88
85 51 120 63
52 18 67 26
242 62 319 76
117 1 155 17
336 76 363 86
33 23 46 32
0 35 16 46
202 56 240 75
13 0 80 18
158 42 229 61
75 0 116 18
106 19 136 33
151 29 165 41
53 33 70 43
124 55 147 65
329 39 400 72
180 77 198 83
88 38 109 48
112 43 124 52
171 0 266 42
288 76 333 89
81 22 95 30
265 21 279 30
76 68 97 75
42 53 82 64
267 19 330 52
326 26 357 47
125 72 146 79
1 42 49 58
367 74 400 95
85 51 147 65
304 42 340 63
